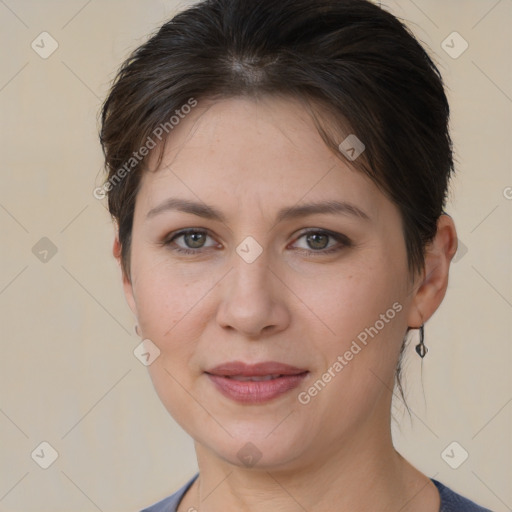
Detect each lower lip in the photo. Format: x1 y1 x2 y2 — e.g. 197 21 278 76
206 373 309 404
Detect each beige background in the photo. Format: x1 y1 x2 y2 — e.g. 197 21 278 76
0 0 510 511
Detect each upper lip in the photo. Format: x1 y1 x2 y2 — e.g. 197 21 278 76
205 361 308 377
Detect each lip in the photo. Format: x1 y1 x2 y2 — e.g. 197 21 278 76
205 361 308 377
205 361 309 404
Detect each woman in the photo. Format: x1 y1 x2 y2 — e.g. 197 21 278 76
98 0 494 510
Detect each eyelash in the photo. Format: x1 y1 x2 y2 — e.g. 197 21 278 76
161 228 352 256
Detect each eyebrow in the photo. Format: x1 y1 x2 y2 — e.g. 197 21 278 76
145 197 370 223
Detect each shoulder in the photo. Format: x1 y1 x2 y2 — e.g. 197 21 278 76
432 479 495 512
140 473 199 512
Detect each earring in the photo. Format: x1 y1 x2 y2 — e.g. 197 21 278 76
415 324 428 358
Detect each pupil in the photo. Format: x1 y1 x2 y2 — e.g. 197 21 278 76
186 232 205 248
308 233 327 250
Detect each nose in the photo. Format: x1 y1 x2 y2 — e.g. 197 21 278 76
215 247 291 338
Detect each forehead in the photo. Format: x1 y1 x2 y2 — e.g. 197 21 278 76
136 96 390 222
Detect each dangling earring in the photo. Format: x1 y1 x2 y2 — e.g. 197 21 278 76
415 324 428 358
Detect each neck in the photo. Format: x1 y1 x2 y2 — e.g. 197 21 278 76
182 406 438 512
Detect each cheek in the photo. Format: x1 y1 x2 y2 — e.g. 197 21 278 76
133 255 216 336
303 257 407 386
303 269 406 414
305 260 403 337
131 261 218 401
135 260 212 424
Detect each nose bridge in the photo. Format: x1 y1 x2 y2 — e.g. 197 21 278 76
230 238 274 303
216 236 289 336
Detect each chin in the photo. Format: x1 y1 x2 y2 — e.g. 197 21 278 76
197 428 309 471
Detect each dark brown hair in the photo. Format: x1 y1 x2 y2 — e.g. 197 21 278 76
99 0 454 401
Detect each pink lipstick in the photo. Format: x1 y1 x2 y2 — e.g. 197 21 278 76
205 361 309 404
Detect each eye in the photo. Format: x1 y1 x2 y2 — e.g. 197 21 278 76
163 229 218 255
161 228 351 256
291 229 351 255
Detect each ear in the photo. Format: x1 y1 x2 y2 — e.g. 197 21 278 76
407 214 458 328
113 223 138 318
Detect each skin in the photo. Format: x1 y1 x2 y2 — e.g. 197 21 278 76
113 95 458 512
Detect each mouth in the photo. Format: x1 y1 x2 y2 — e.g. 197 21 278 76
205 367 309 404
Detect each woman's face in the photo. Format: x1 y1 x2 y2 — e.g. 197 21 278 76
120 96 424 469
